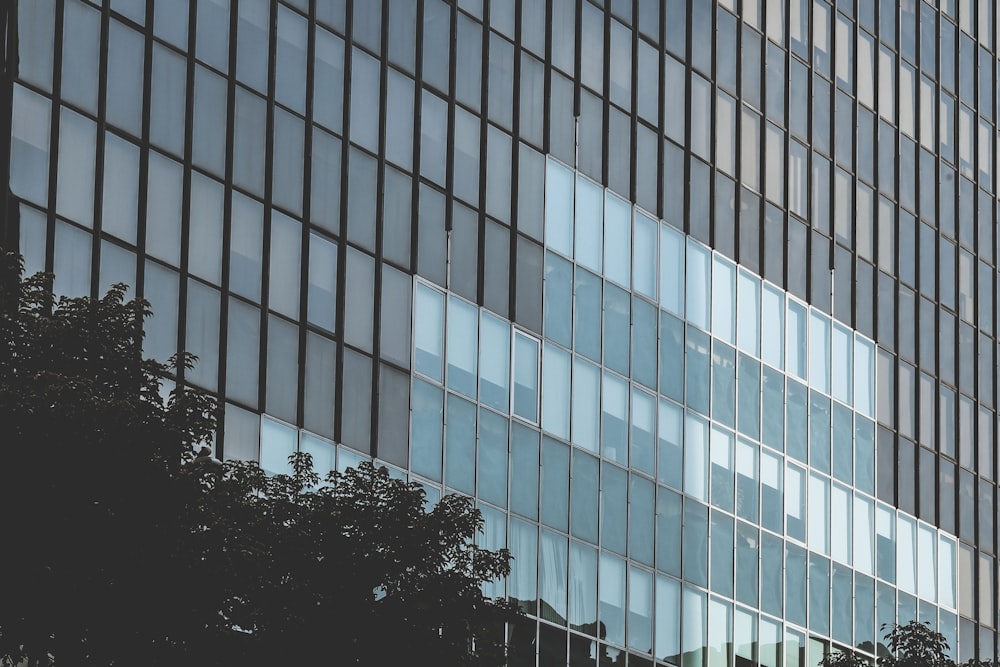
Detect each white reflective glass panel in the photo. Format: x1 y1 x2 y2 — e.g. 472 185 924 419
660 223 685 316
605 192 632 288
686 241 711 330
712 256 736 344
544 159 574 255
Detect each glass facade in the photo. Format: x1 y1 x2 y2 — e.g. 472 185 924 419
3 0 998 663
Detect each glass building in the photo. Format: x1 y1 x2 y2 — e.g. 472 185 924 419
4 0 999 664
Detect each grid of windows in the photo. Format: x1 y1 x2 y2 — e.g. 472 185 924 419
7 0 1000 663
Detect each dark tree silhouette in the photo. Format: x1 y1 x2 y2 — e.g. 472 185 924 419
0 254 518 666
821 621 990 667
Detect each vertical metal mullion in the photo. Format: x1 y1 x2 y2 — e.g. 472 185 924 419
0 1 18 252
217 0 242 458
370 0 389 458
90 2 111 300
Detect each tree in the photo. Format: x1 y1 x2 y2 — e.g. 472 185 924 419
0 253 517 666
821 621 988 667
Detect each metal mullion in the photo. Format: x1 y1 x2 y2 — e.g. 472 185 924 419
132 0 154 311
89 1 112 300
217 0 243 458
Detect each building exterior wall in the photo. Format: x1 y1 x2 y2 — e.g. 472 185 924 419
6 0 998 663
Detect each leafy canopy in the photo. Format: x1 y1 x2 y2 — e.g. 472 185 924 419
0 254 517 666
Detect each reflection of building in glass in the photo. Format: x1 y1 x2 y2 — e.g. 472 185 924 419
3 0 996 663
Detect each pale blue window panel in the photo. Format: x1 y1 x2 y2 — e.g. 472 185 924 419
310 128 341 234
568 541 598 630
660 223 685 316
572 357 601 452
232 87 267 193
712 256 736 344
736 270 760 355
808 310 831 394
19 0 54 91
543 252 573 347
832 403 853 484
681 587 707 666
445 297 479 399
189 172 225 285
509 519 538 613
737 355 760 440
302 331 336 440
854 336 876 417
855 416 875 495
659 311 684 403
260 418 297 475
710 425 735 512
420 91 448 186
690 74 712 161
809 392 831 473
685 240 711 331
196 0 230 72
379 267 412 368
106 20 144 137
62 1 101 114
632 298 658 390
854 493 874 575
223 404 259 461
654 576 680 663
761 366 784 451
574 174 604 271
759 448 783 534
628 566 653 654
272 108 305 215
574 268 603 361
716 91 737 175
268 213 302 319
808 554 830 636
307 233 338 333
445 394 476 495
830 482 851 565
226 298 260 408
414 283 444 381
896 514 917 594
603 284 630 375
539 530 568 624
599 552 626 646
707 595 732 667
634 212 658 299
313 27 345 133
786 299 807 381
101 133 140 245
236 0 269 91
604 192 632 288
684 413 709 502
765 124 785 205
685 327 711 416
831 323 853 404
761 283 784 369
56 108 96 228
712 343 736 428
479 313 510 411
631 388 656 476
629 476 655 565
150 45 187 156
142 262 178 360
386 70 415 170
10 85 50 207
939 535 956 608
917 523 937 602
513 332 540 422
601 372 629 465
341 249 374 354
230 192 263 302
275 5 307 113
602 463 628 555
91 243 128 301
51 221 90 299
186 280 221 391
18 205 47 276
350 48 381 153
785 463 806 542
453 109 481 206
410 379 444 481
875 503 896 583
541 343 570 439
300 433 336 481
658 399 683 490
735 438 758 522
510 424 539 520
485 127 511 223
265 316 298 422
569 447 596 540
733 608 756 667
544 158 574 256
192 67 228 176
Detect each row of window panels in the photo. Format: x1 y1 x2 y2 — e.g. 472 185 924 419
238 406 991 659
876 350 1000 473
876 429 1000 556
541 160 877 416
248 409 964 653
414 274 881 488
407 375 959 611
23 1 1000 314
